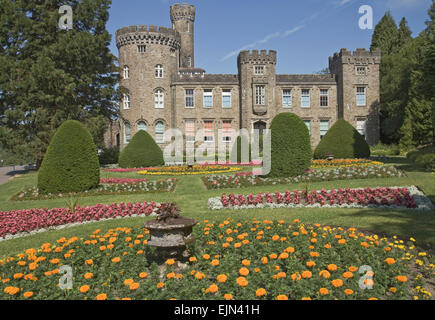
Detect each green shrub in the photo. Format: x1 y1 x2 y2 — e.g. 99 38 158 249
37 120 100 194
268 113 312 177
370 142 400 156
230 135 252 163
118 130 164 168
407 145 435 171
98 146 119 166
314 119 370 159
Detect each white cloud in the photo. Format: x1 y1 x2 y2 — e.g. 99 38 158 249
336 0 351 7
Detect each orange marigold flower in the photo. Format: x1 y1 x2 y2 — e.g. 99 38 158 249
211 259 220 266
224 293 233 300
236 276 249 287
165 259 175 265
385 258 396 265
319 270 331 279
285 247 295 253
96 293 107 300
343 272 354 279
272 235 280 241
327 264 338 271
344 289 353 295
279 253 289 260
195 272 206 280
84 273 93 280
256 288 267 297
49 259 60 264
261 257 268 264
217 274 227 283
129 283 139 290
239 267 250 276
331 279 344 288
301 271 312 279
310 251 320 257
291 273 301 281
389 287 397 293
241 259 250 266
396 275 407 282
348 266 358 272
85 259 93 265
157 282 165 288
269 253 278 259
23 291 33 298
189 256 197 262
80 285 90 293
319 288 329 295
276 294 288 300
124 279 134 286
166 272 176 279
324 244 331 249
306 260 316 267
206 284 219 294
28 263 37 271
234 243 242 248
13 273 24 279
111 257 121 263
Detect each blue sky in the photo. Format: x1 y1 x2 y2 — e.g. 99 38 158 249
107 0 432 74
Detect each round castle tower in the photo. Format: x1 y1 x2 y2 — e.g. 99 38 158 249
170 3 195 68
115 25 181 148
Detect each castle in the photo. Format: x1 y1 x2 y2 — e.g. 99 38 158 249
106 3 381 152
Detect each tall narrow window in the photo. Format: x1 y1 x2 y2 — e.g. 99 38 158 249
222 120 232 143
137 45 146 53
124 122 131 143
203 89 213 108
123 66 129 79
186 21 190 32
356 87 366 106
301 89 310 108
187 56 192 67
254 65 264 75
357 118 367 139
303 120 311 136
123 93 130 110
320 89 329 107
154 89 164 109
137 121 147 132
255 85 265 105
185 89 194 108
185 120 195 142
222 89 232 108
203 121 214 142
320 120 329 139
155 64 163 78
282 89 292 108
155 121 164 143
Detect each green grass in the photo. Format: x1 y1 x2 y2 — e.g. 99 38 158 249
0 159 434 259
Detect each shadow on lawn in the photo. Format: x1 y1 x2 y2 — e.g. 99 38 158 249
334 208 435 252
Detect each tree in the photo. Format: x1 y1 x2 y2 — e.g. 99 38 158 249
37 120 100 194
0 0 119 168
371 11 398 55
268 113 312 177
396 18 412 50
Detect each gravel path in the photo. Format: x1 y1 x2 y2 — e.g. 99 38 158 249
0 165 32 185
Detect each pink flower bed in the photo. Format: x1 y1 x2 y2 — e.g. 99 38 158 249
219 187 417 208
100 178 148 184
0 201 157 239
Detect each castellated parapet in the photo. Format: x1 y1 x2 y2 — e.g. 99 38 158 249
329 48 381 69
116 25 181 50
238 50 277 65
170 3 196 22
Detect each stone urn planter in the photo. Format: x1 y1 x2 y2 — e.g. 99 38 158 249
144 202 197 260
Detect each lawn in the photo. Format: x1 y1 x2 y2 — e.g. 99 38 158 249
0 158 434 259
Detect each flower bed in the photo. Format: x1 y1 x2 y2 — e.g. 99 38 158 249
138 165 242 176
0 201 159 240
202 165 404 190
311 159 383 169
0 219 432 300
11 179 177 201
208 186 433 211
100 178 148 184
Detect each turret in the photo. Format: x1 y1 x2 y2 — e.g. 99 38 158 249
170 3 196 68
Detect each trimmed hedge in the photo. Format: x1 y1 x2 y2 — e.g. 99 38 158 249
37 120 100 194
230 135 252 163
314 119 371 159
268 113 312 177
118 130 164 168
407 145 435 171
99 146 119 165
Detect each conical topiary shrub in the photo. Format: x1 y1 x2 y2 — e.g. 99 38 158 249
268 113 312 177
314 119 371 159
230 135 252 163
38 120 100 194
118 130 164 168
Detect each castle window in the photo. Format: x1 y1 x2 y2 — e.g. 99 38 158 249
254 65 265 75
187 56 192 67
282 89 292 108
303 120 311 136
123 66 129 79
356 66 366 75
320 89 329 107
255 85 265 105
155 65 163 78
203 89 213 108
222 89 232 108
124 122 131 143
203 120 214 142
123 93 130 110
186 21 190 32
137 45 146 53
320 120 329 139
356 87 366 106
185 120 195 142
301 89 310 108
155 121 164 143
185 89 194 108
154 89 164 108
356 118 367 139
138 121 147 132
222 120 232 143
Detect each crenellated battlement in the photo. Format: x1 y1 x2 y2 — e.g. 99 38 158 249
116 25 181 49
329 48 381 66
237 50 277 65
170 3 196 22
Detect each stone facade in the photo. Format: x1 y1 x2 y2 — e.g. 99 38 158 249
107 3 380 151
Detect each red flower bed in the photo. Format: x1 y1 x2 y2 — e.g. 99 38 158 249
0 201 157 239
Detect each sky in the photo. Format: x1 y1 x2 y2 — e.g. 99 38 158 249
107 0 432 74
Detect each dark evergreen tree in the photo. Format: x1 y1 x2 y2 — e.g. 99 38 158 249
371 11 398 55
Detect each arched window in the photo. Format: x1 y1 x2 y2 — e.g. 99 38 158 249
123 93 130 110
124 122 131 143
155 121 164 143
137 121 147 132
155 64 163 78
154 89 164 109
123 65 129 79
